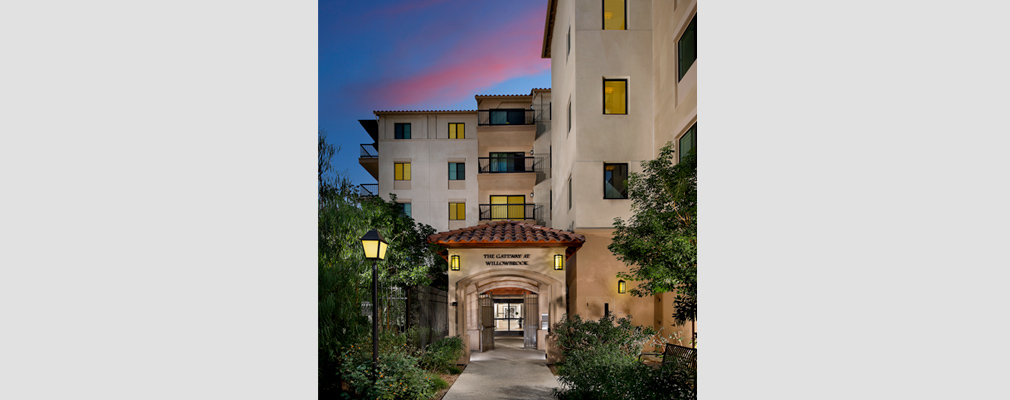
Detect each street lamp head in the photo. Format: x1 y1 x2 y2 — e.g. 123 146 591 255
359 229 388 260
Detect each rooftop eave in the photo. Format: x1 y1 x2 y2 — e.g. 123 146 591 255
541 0 557 59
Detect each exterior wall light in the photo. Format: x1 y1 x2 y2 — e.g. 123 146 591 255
554 254 564 270
450 254 460 271
358 229 388 383
618 279 626 294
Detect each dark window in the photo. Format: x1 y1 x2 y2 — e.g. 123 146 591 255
489 109 526 125
603 163 628 199
397 203 411 217
566 25 571 58
394 123 411 139
603 79 627 114
489 152 527 173
678 14 697 81
603 0 626 30
678 123 697 162
448 162 465 180
568 177 572 210
567 99 571 133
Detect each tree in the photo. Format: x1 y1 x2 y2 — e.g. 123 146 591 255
609 142 696 327
317 132 446 394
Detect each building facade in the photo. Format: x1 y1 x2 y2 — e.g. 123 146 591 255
357 0 697 354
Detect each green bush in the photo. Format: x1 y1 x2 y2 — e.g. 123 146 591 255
549 314 695 400
338 334 441 400
419 336 464 373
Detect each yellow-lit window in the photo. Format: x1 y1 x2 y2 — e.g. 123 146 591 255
604 79 627 114
449 123 465 139
394 162 411 181
490 195 526 220
603 0 625 30
449 203 465 220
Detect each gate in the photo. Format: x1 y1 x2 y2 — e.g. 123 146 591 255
479 294 494 352
523 293 539 349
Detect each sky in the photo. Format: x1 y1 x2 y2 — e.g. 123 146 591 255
320 0 552 186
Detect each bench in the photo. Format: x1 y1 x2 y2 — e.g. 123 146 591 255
639 343 696 369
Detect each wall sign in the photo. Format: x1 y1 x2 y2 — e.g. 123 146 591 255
483 253 532 266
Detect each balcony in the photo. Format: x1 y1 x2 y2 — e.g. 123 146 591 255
478 203 539 221
360 143 378 158
477 109 535 126
359 183 378 197
478 156 536 173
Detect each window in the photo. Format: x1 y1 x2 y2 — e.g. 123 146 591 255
491 195 526 220
449 202 465 220
488 109 526 125
603 163 628 199
603 0 626 30
568 177 572 210
449 123 464 139
397 203 411 217
678 14 697 81
394 123 411 139
566 25 571 58
394 162 411 181
604 79 627 114
489 152 527 173
448 162 465 180
566 99 571 133
678 123 697 161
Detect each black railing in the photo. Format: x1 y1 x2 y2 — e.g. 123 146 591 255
478 203 537 221
477 109 535 126
478 156 536 173
360 143 378 158
359 183 378 197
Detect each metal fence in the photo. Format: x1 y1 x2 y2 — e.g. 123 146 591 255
360 285 448 349
477 109 535 126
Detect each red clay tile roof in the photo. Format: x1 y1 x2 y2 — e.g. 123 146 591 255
373 110 476 114
428 221 585 260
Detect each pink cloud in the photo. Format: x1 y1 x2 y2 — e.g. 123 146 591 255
353 7 550 109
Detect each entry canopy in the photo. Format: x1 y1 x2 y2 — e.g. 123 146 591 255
427 220 586 261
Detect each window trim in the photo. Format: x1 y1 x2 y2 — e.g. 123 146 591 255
448 122 465 139
603 163 629 199
602 0 627 30
394 123 411 139
603 78 628 115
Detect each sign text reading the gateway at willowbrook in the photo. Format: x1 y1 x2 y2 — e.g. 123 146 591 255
483 253 532 266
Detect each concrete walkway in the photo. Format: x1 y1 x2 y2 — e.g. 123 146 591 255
442 337 561 400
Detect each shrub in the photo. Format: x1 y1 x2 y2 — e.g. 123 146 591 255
419 336 465 373
549 314 695 400
338 337 440 400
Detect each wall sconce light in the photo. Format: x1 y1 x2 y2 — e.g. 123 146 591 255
530 192 534 197
554 254 564 270
530 149 534 155
450 254 460 271
618 279 626 294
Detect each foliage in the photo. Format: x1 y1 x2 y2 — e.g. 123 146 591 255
318 132 448 395
549 314 695 400
418 336 465 373
549 313 656 361
609 143 697 325
339 333 441 400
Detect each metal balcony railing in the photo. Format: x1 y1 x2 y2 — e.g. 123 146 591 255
478 203 537 221
478 156 536 173
477 109 535 126
360 143 378 158
359 183 378 197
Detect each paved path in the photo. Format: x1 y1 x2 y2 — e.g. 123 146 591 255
442 337 560 400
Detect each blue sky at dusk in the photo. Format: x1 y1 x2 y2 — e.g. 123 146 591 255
320 0 552 186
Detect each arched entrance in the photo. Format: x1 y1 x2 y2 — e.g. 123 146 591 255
427 221 586 354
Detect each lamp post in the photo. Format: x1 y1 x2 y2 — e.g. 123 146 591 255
359 229 388 382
